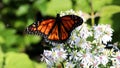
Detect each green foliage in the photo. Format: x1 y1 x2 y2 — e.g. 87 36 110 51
33 0 49 15
92 0 113 11
34 62 47 68
74 0 113 12
0 48 46 68
0 22 5 44
99 5 120 24
1 29 16 46
4 52 34 68
33 0 72 16
0 47 4 68
16 4 29 16
74 0 91 12
24 35 41 46
2 0 10 5
46 0 72 16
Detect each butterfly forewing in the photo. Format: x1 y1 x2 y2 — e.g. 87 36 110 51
37 19 55 35
61 15 83 33
61 17 74 32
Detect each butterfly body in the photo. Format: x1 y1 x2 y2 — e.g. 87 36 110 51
25 14 83 43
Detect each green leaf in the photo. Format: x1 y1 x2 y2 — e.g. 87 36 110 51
112 0 120 5
16 4 29 16
33 0 72 16
27 18 34 26
74 0 91 13
74 0 113 12
99 5 120 42
0 36 5 44
93 0 113 11
33 0 48 15
46 0 72 16
14 20 25 29
0 29 17 46
0 22 5 30
2 0 10 4
4 52 34 68
34 62 46 68
0 47 4 68
24 35 41 45
99 5 120 24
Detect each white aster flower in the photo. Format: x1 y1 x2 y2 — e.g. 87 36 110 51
116 52 120 65
92 56 100 68
72 23 92 39
102 34 112 44
41 50 54 67
80 52 93 67
80 41 92 50
65 62 75 68
112 52 120 65
79 23 92 39
51 48 67 63
54 48 67 62
42 49 56 62
42 47 67 67
98 55 109 66
110 65 120 68
92 55 109 67
69 23 92 46
52 43 65 50
94 44 106 54
69 50 82 61
94 24 113 44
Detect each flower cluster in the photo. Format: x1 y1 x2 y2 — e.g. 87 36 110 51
41 9 119 68
94 24 113 44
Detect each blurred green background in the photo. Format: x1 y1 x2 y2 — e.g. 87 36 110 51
0 0 120 68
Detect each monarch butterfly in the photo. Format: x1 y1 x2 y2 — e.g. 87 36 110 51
25 14 83 43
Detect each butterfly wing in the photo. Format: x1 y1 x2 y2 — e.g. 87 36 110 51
25 14 83 43
37 19 55 35
61 15 83 32
25 19 55 37
47 15 83 43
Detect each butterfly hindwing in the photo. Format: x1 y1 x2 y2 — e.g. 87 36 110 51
48 24 59 41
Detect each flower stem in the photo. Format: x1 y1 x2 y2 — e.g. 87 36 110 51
89 0 95 26
91 11 95 26
60 62 64 68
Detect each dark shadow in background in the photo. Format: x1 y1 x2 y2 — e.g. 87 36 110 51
111 12 120 45
112 0 120 6
25 41 51 62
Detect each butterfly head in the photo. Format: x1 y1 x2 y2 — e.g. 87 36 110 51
56 14 60 19
25 22 39 34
